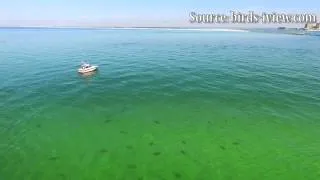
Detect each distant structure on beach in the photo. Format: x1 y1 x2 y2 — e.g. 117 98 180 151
304 23 320 30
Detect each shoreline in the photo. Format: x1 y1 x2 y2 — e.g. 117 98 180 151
1 26 318 36
0 26 251 33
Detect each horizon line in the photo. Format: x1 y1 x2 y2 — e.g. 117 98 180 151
0 25 288 29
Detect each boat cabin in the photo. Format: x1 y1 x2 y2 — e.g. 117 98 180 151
81 64 91 68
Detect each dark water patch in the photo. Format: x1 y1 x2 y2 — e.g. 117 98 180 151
153 120 160 125
192 158 203 166
127 164 137 169
220 145 226 150
3 114 12 120
57 173 67 179
103 110 123 123
180 150 186 155
126 145 133 150
104 119 112 123
48 155 59 161
121 106 127 113
120 130 128 134
104 113 113 118
99 148 108 153
173 172 182 179
232 142 240 145
149 142 154 146
153 152 161 156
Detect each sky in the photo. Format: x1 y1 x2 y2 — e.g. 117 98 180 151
0 0 318 28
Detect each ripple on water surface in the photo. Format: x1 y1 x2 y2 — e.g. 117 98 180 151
0 28 320 180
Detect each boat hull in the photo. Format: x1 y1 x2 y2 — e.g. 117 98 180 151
78 66 98 73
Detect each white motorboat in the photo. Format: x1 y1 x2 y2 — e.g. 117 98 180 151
78 62 98 73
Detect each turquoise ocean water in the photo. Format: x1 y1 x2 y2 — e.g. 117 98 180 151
0 28 320 180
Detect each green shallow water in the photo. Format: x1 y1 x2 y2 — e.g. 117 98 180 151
0 28 320 180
